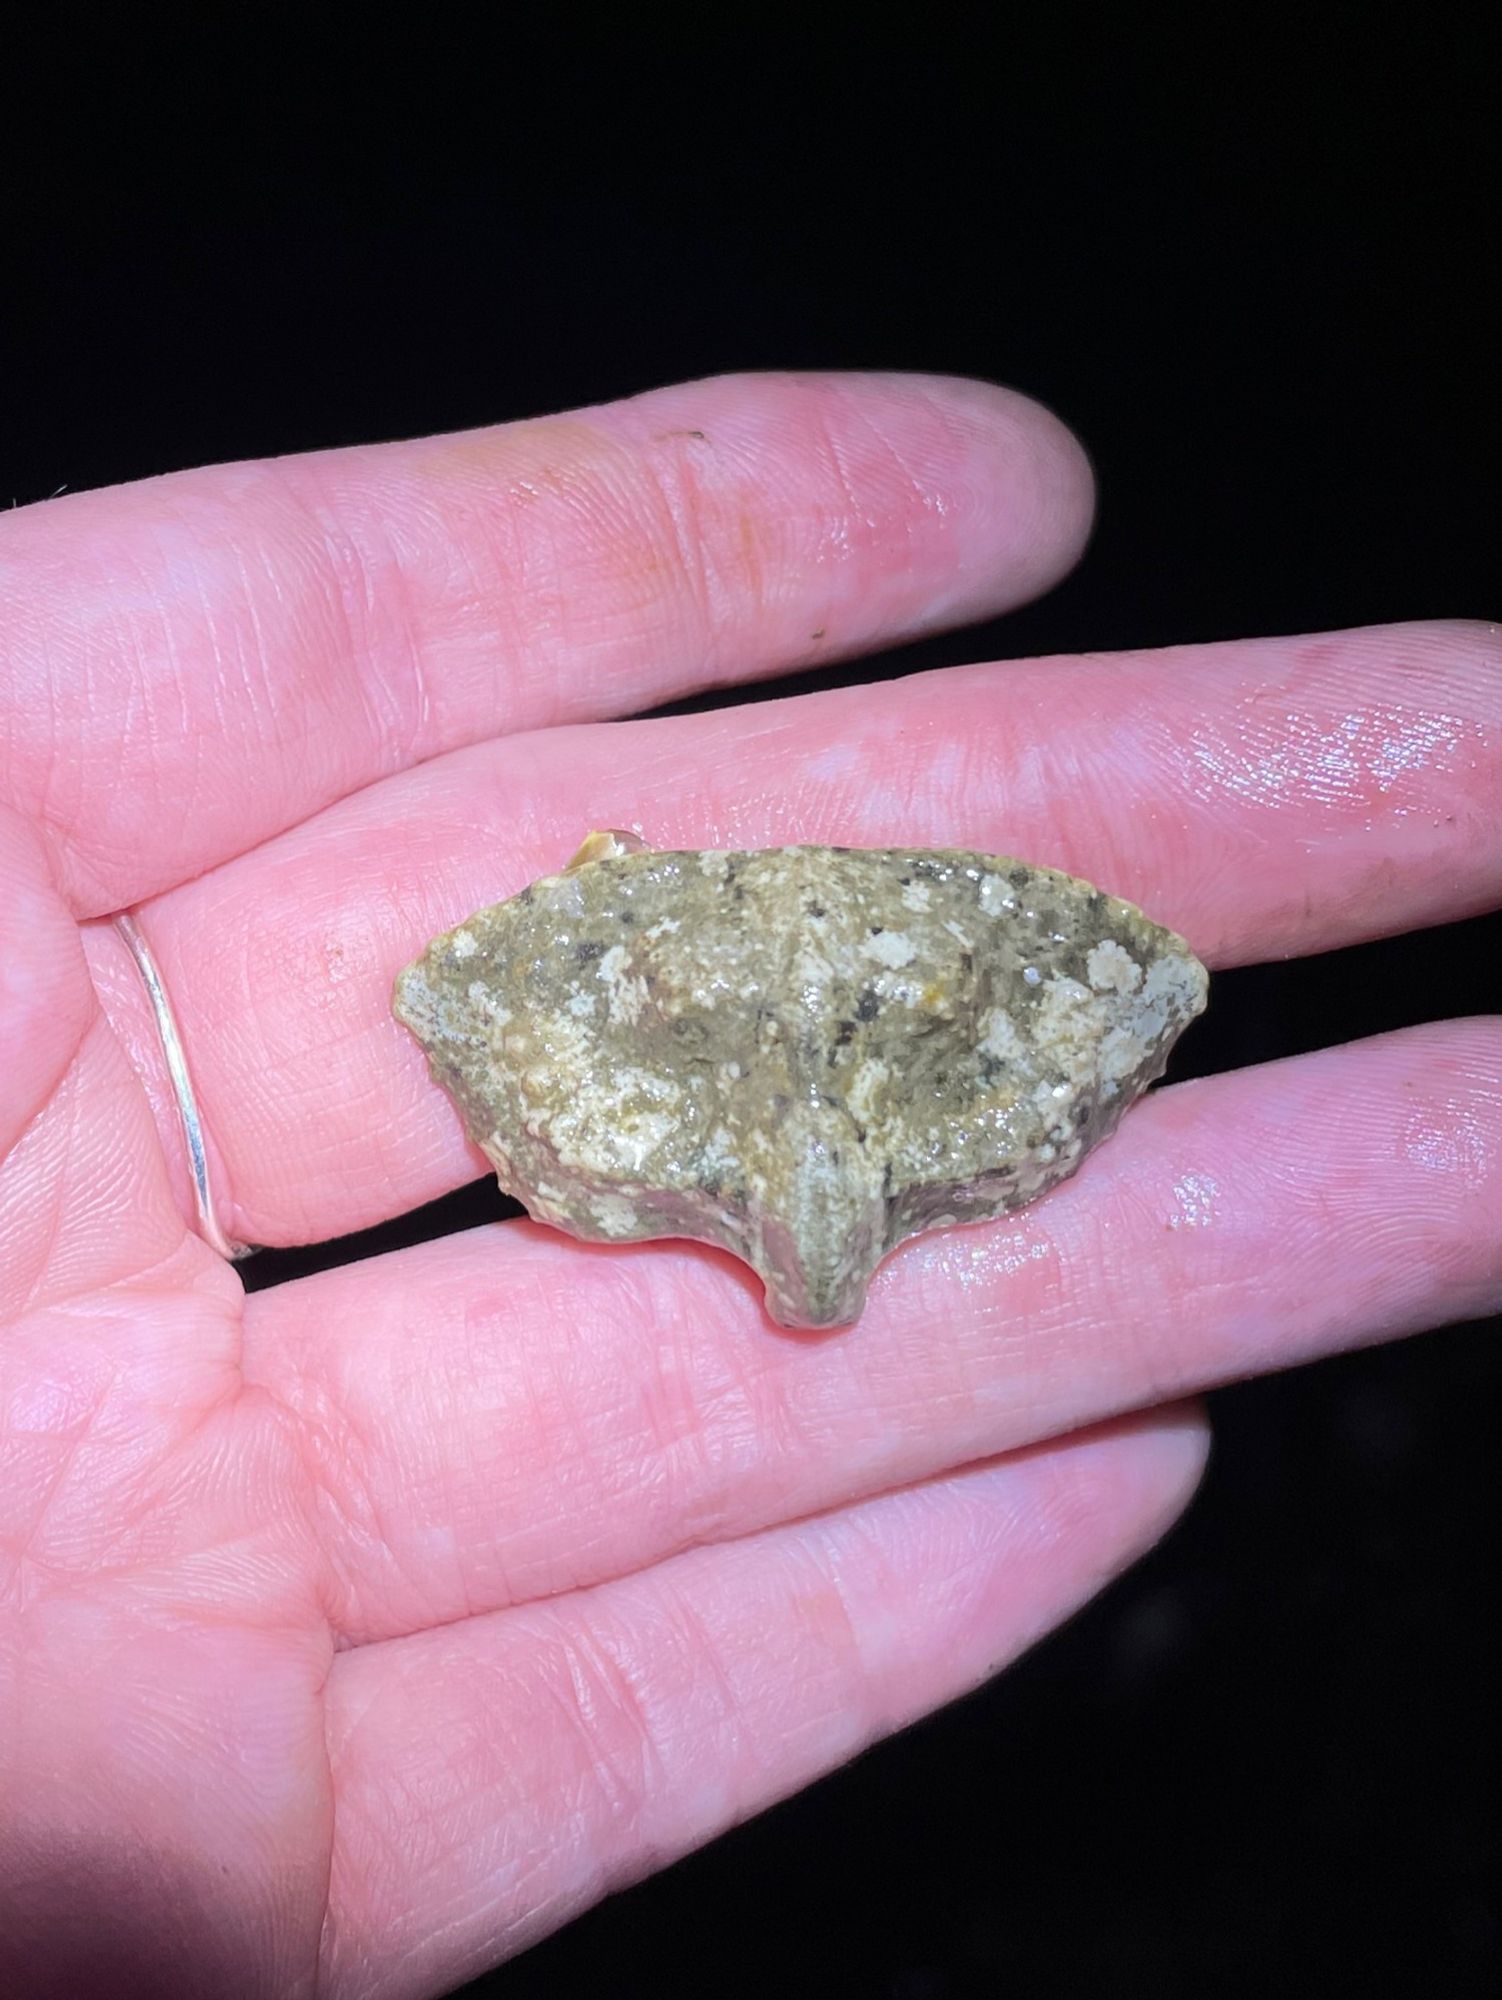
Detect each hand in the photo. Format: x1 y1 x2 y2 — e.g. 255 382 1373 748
2 373 1497 2000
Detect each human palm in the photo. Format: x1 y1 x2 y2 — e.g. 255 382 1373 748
2 373 1497 1999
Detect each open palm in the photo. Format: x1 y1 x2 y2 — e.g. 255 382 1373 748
2 373 1497 2000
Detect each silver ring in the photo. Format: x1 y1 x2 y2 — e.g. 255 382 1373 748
114 911 257 1262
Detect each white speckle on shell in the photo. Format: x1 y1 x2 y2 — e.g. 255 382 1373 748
597 943 649 1025
979 1009 1025 1061
979 875 1017 917
863 930 917 968
1087 939 1144 993
590 1194 640 1235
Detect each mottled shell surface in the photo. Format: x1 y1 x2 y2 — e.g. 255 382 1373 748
394 842 1208 1327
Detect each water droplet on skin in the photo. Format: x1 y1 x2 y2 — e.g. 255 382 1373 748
1167 1169 1221 1229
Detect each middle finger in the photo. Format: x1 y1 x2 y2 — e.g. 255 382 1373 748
87 617 1501 1245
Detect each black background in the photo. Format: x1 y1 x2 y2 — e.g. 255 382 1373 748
3 13 1497 1997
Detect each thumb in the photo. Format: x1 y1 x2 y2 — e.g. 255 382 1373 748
0 806 94 1161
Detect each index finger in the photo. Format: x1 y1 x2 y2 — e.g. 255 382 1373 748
0 371 1092 915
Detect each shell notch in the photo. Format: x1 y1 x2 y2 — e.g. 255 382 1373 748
394 834 1208 1328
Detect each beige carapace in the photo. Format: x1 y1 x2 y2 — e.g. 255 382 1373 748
394 835 1208 1328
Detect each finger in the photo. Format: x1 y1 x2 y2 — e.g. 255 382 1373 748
0 801 203 1321
0 806 94 1160
316 1408 1205 2000
243 1021 1500 1647
0 371 1093 915
88 616 1502 1246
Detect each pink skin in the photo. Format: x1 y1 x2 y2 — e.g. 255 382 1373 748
0 372 1497 1999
